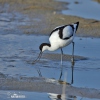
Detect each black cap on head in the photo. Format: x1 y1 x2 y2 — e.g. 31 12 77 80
39 44 44 51
39 43 51 51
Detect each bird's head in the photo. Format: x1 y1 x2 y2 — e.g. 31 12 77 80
39 43 51 52
32 43 51 64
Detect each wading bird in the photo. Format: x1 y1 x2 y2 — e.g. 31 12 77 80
33 22 79 65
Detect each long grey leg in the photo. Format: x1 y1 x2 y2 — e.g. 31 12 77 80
61 48 63 66
71 42 75 65
71 42 75 84
59 48 63 80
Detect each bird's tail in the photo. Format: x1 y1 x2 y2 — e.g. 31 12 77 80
74 21 79 32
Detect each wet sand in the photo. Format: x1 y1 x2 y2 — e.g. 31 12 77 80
0 0 100 37
0 74 100 99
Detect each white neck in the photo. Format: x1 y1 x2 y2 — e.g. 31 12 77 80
42 45 59 52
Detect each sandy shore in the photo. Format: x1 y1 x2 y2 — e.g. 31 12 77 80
0 0 100 37
0 74 100 99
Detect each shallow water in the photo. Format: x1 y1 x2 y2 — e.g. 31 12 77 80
57 0 100 20
0 33 99 98
0 90 100 100
0 1 100 100
0 34 100 98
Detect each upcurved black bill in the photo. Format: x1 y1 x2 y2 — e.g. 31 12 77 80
32 52 42 64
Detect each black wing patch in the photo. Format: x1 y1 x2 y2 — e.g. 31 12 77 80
58 26 65 39
69 25 74 31
63 35 73 40
50 25 66 37
50 24 74 40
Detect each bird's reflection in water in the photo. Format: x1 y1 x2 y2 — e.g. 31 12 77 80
59 61 75 85
35 66 42 77
54 62 75 100
48 93 77 100
35 59 75 84
71 62 75 84
35 59 75 100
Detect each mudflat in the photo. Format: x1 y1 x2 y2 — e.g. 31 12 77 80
0 0 100 37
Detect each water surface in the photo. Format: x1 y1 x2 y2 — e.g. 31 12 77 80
57 0 100 20
0 34 100 89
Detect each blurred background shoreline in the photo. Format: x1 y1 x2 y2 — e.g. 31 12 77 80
0 0 100 37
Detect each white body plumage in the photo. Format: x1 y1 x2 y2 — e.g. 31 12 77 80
40 22 79 52
49 27 73 51
33 22 79 64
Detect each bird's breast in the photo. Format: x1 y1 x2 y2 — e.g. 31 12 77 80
49 30 74 50
50 37 73 50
